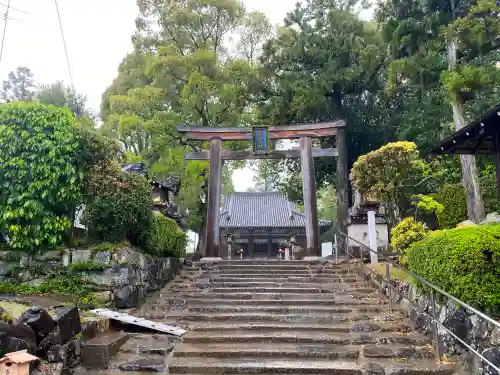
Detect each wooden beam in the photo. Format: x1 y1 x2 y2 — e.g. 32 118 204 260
300 136 321 256
177 121 345 141
204 138 222 257
184 148 338 161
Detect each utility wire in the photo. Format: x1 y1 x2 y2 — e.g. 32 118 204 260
0 0 10 66
0 1 26 14
54 0 74 90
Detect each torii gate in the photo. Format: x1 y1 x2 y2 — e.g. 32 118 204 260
177 122 349 258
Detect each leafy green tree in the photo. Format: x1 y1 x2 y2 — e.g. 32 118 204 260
37 81 95 127
378 0 500 223
0 103 81 254
102 0 266 249
318 185 337 222
351 141 430 224
1 66 37 102
257 0 392 201
236 11 273 62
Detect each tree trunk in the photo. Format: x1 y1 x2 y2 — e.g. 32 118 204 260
448 37 485 223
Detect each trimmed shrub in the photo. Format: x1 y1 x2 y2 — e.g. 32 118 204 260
407 224 500 313
434 174 500 228
83 163 152 246
391 217 428 265
433 184 468 228
144 214 187 258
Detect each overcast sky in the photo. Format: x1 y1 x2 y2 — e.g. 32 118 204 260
0 0 371 192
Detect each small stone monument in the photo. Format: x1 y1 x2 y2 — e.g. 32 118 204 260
346 181 389 255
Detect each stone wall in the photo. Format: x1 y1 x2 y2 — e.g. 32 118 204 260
73 246 180 309
364 268 500 375
0 246 180 309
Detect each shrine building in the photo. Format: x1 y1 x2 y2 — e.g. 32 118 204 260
219 192 331 258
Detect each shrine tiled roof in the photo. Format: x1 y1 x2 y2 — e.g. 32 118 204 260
219 192 331 229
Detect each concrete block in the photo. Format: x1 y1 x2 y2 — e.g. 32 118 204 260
81 332 128 369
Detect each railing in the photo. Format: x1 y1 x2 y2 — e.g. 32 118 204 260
335 230 500 374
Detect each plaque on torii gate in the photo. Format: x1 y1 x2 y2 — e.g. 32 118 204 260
176 122 348 258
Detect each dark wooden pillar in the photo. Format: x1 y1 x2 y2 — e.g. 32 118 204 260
267 230 272 258
249 231 254 258
336 128 349 243
300 136 320 256
204 137 222 257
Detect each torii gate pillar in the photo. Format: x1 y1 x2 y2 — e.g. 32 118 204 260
205 138 222 257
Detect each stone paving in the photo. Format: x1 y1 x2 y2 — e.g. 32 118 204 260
76 260 455 375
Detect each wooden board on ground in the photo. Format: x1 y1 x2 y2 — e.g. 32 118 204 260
90 308 186 337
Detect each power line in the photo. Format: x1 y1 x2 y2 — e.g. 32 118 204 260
0 2 27 15
54 0 74 90
0 0 11 66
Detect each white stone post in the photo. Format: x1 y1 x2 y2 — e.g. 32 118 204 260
367 210 378 264
62 250 70 267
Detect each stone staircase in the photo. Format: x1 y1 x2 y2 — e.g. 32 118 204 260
76 260 455 375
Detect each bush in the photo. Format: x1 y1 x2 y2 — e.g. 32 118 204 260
0 102 81 252
434 174 500 228
433 184 468 228
144 214 187 258
407 224 500 313
83 163 152 246
391 217 428 265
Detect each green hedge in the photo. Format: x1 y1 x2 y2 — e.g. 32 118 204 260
407 224 500 313
434 174 500 228
144 214 187 258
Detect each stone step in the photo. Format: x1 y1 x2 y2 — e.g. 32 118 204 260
168 357 454 375
217 260 315 265
118 333 178 356
112 352 168 373
75 371 164 375
210 268 354 274
188 322 413 333
215 265 339 271
182 331 429 345
168 357 360 374
198 276 363 283
205 272 352 277
139 312 403 323
184 287 375 294
161 291 379 300
153 298 388 306
172 342 435 360
205 282 370 289
174 305 388 314
173 342 360 359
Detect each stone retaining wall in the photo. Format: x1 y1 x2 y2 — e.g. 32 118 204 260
363 267 500 375
0 246 180 309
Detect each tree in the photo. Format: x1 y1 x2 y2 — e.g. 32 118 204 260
1 66 37 102
37 81 95 128
350 141 429 224
441 0 500 222
0 103 81 254
257 0 392 202
236 11 273 62
318 185 337 222
378 0 500 223
102 0 266 250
